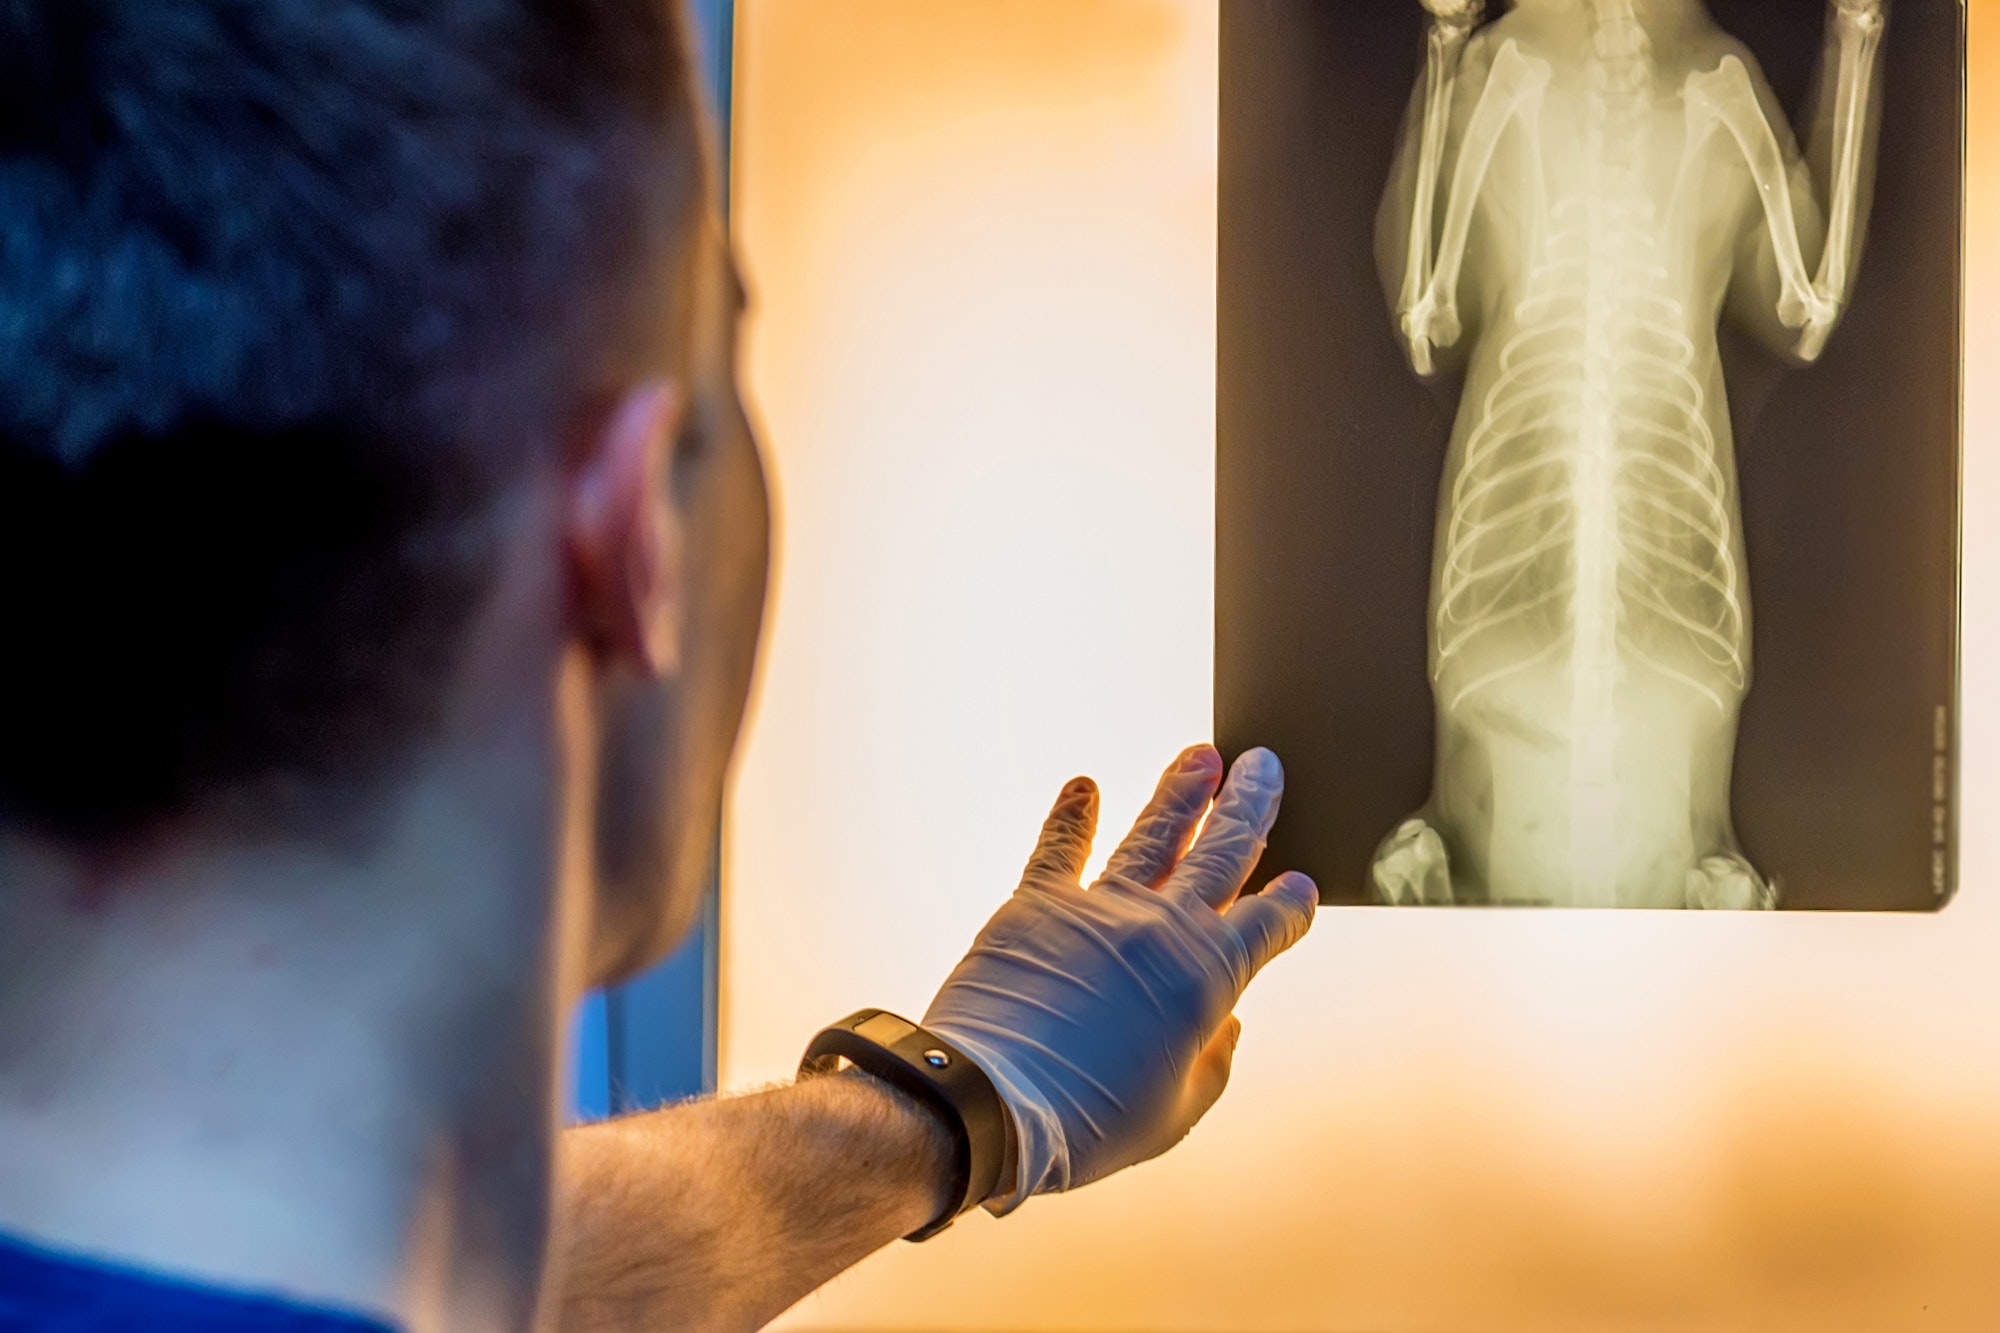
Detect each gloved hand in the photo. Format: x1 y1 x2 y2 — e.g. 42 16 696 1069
923 744 1317 1213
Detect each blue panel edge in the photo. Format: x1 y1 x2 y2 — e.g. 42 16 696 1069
569 0 733 1124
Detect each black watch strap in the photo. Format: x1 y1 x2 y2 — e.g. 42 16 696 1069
799 1009 1013 1241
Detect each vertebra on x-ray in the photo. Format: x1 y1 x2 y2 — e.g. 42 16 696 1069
1370 0 1886 908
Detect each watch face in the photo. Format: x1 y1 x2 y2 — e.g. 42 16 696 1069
1216 0 1962 910
854 1011 921 1048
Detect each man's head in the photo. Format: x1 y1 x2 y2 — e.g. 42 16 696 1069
0 0 768 987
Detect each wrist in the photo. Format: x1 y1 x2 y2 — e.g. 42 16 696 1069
800 1009 1014 1237
826 1067 959 1228
920 1021 1060 1212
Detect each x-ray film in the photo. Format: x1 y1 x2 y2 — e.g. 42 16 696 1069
1217 0 1962 909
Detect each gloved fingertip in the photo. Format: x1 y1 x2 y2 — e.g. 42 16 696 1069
1057 776 1098 812
1027 779 1100 881
1226 872 1319 974
1174 744 1223 777
1233 746 1282 787
1270 870 1318 911
1218 748 1285 839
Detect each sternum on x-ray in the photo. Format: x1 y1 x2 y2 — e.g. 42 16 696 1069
1373 0 1884 909
1216 1 1961 911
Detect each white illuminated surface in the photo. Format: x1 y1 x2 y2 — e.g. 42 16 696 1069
725 1 1220 1083
727 2 2000 1327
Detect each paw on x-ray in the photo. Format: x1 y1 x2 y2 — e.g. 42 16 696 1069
1217 1 1960 910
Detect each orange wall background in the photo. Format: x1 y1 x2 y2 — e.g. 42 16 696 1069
724 3 1999 1328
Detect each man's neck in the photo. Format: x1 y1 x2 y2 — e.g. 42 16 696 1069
0 758 569 1332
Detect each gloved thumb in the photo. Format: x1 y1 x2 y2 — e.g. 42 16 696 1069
1112 1014 1243 1179
1177 1014 1243 1141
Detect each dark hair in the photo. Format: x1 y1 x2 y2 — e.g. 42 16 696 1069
0 0 706 842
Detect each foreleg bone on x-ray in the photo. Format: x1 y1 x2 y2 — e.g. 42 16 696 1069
1685 59 1829 339
1401 40 1552 376
1685 0 1885 363
1805 0 1887 361
1397 0 1487 376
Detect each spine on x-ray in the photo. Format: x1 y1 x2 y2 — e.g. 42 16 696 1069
1435 0 1745 900
1572 1 1648 899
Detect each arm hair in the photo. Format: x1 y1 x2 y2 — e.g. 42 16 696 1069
553 1070 954 1332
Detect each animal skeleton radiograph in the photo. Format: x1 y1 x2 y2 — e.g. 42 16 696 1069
1371 0 1887 907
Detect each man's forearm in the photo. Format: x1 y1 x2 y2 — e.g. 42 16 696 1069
554 1069 954 1333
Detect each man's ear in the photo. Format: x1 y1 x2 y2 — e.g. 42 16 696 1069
565 380 687 677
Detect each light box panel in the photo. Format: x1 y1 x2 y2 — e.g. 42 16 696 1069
725 2 2000 1327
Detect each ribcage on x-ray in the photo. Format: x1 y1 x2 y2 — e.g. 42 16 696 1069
1435 276 1746 713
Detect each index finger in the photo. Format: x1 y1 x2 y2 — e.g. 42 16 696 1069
1225 871 1318 978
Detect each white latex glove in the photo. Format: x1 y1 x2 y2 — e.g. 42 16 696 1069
924 744 1317 1213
